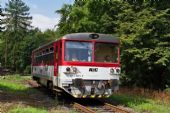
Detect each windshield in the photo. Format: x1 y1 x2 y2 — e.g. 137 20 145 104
94 43 118 63
65 41 92 62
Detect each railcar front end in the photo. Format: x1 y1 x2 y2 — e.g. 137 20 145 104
57 33 120 98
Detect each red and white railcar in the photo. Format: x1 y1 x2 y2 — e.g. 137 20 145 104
32 33 120 98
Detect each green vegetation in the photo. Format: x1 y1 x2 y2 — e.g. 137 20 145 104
110 94 170 113
0 75 36 95
0 80 27 93
0 74 30 81
9 106 48 113
165 88 170 93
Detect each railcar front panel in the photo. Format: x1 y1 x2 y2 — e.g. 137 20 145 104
58 65 120 98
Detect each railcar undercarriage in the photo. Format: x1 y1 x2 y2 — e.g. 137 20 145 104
62 79 119 98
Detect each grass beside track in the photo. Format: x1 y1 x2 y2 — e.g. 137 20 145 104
9 106 48 113
109 90 170 113
0 74 76 113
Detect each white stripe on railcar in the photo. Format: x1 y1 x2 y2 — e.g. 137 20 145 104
32 66 54 80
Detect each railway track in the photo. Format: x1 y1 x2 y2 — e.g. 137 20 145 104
73 102 133 113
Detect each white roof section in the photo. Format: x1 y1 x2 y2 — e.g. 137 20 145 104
62 33 119 43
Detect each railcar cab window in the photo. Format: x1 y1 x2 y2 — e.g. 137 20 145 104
65 41 92 62
95 43 118 63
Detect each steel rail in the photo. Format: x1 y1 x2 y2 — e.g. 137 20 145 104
104 103 133 113
73 102 97 113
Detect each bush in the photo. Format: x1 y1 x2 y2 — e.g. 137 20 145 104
165 88 170 93
24 65 31 74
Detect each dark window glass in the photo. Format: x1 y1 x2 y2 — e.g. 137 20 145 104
95 43 118 63
50 47 54 52
46 48 49 53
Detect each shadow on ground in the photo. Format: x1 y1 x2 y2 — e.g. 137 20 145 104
0 81 73 112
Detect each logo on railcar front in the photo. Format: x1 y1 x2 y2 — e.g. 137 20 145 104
89 68 98 72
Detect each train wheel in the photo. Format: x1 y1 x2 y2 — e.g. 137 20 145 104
32 76 40 84
47 81 56 99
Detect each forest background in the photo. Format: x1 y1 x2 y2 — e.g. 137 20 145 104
0 0 170 90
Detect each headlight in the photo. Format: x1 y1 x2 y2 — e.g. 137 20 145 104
110 68 115 75
66 67 71 72
64 67 80 74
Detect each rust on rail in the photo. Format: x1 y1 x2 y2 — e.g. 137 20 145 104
104 103 133 113
73 103 97 113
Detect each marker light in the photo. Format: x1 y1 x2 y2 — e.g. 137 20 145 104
72 67 77 73
98 95 102 98
64 67 80 74
89 33 99 39
82 95 87 98
116 69 120 74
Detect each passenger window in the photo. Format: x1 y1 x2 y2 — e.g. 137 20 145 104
46 48 49 53
50 47 54 52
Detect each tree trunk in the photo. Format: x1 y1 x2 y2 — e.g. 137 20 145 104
5 35 7 68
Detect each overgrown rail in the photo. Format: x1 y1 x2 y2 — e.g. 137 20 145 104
73 102 133 113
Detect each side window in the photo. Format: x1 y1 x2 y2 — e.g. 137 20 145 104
50 47 54 52
46 48 49 53
33 45 56 65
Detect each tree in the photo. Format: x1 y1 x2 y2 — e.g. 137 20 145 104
118 1 170 89
56 4 72 35
0 5 4 32
56 0 123 34
4 0 32 32
2 0 32 71
17 29 57 73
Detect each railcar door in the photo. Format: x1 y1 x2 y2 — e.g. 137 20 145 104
53 41 62 86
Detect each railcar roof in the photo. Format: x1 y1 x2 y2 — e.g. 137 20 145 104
32 41 54 52
33 33 119 52
62 33 119 43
